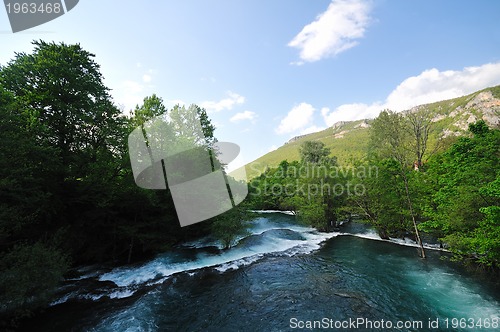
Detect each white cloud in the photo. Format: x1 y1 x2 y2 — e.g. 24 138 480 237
384 63 500 110
200 91 245 112
230 111 257 123
276 102 315 134
320 107 331 119
301 125 326 135
113 80 145 112
321 62 500 125
288 0 372 63
112 72 155 112
322 102 381 126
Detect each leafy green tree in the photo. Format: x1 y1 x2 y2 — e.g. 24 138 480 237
469 119 490 136
473 177 500 266
368 110 427 257
1 41 132 321
210 205 251 249
247 160 301 211
248 143 346 232
299 141 331 164
125 98 221 257
0 40 123 179
406 110 433 168
349 158 412 239
0 86 54 245
420 121 500 267
169 104 216 148
131 94 168 127
0 41 127 245
299 199 328 230
0 242 68 326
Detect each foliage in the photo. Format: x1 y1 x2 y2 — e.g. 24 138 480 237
248 141 346 231
349 158 411 239
420 121 500 267
0 41 221 322
210 205 252 249
365 110 429 257
0 242 68 327
299 141 332 164
131 94 168 127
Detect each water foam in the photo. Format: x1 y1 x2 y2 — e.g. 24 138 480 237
249 209 296 215
406 265 500 321
97 216 336 289
342 228 449 252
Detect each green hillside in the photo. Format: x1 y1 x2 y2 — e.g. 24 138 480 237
242 85 500 179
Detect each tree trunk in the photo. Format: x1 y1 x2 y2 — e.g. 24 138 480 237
402 172 426 258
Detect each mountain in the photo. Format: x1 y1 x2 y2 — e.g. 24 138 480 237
242 85 500 179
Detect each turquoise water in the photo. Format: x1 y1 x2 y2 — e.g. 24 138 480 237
22 213 499 331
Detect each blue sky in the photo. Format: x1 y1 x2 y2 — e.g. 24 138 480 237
2 0 500 171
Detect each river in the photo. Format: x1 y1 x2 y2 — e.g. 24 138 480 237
21 212 499 331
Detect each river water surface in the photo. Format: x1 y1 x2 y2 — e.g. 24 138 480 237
22 212 499 331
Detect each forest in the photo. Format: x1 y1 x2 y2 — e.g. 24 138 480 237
1 41 499 327
0 41 250 326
